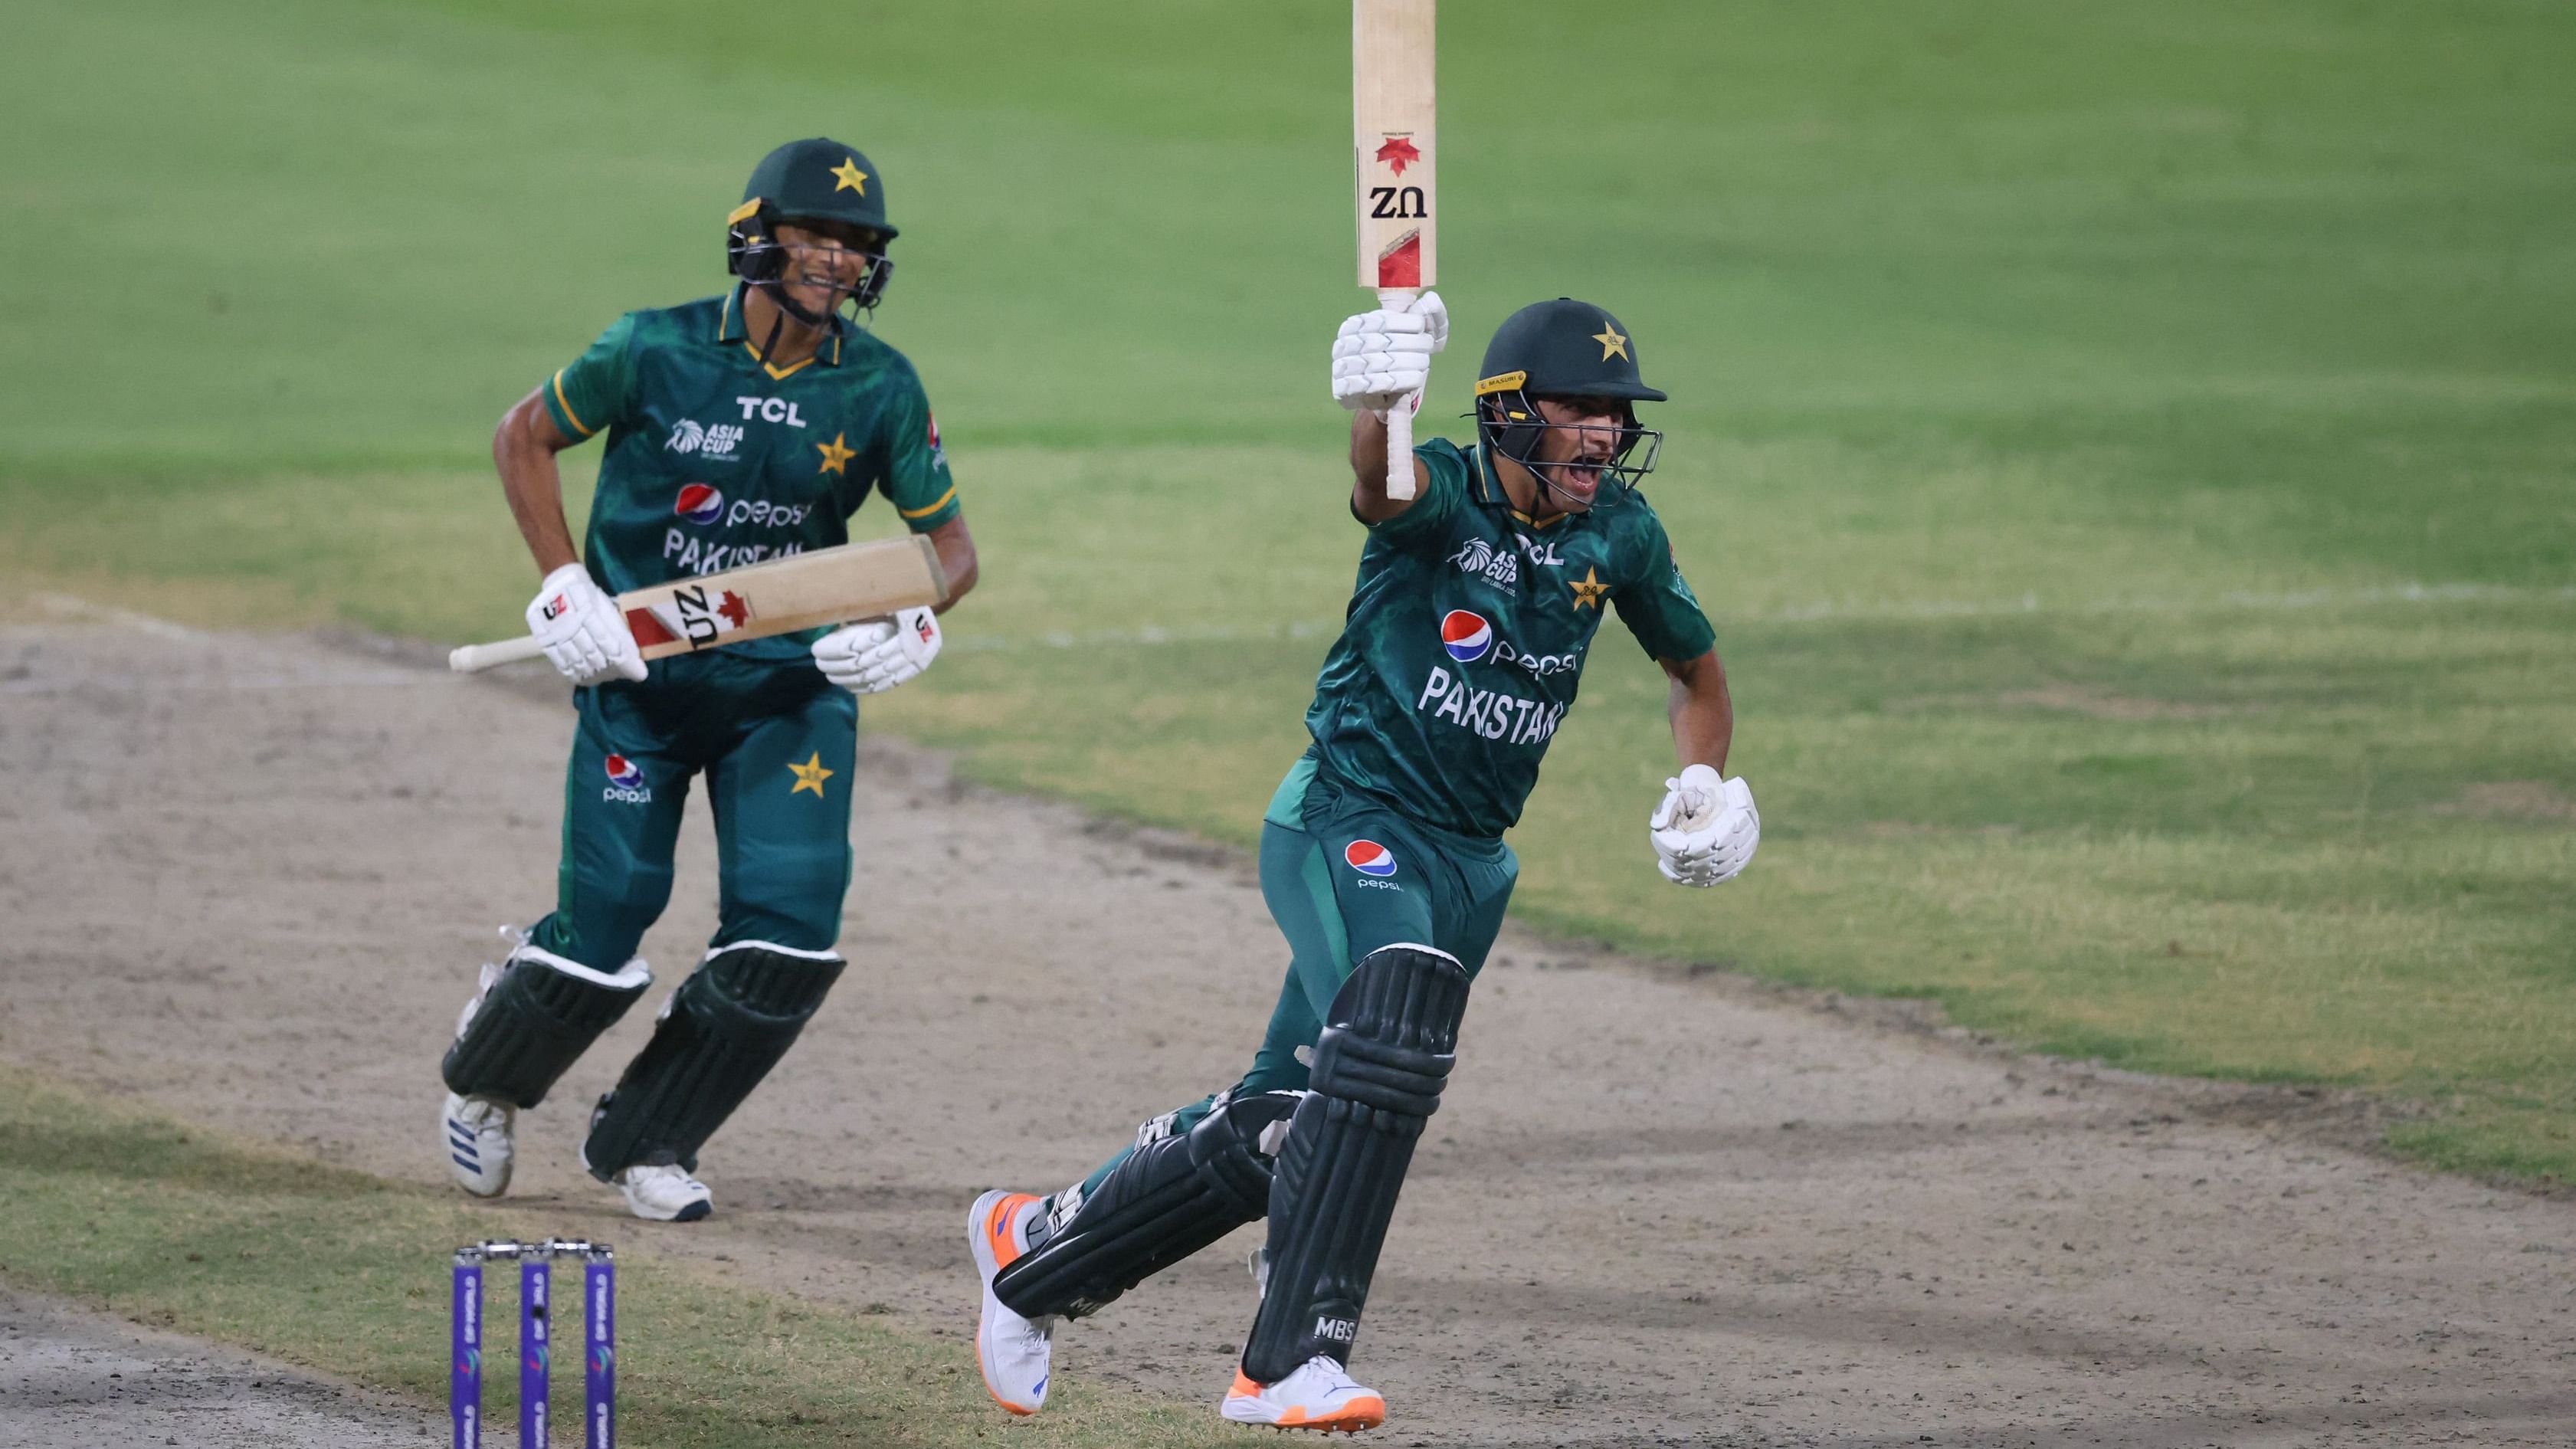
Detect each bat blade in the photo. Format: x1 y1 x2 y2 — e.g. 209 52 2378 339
1354 0 1437 502
447 536 949 674
1353 0 1437 293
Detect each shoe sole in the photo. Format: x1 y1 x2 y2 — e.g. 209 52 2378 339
968 1190 1044 1416
1219 1396 1388 1433
1221 1371 1386 1433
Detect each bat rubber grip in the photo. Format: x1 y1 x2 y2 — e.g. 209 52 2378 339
448 635 546 673
1378 286 1420 500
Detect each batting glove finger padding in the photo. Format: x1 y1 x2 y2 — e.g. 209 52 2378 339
813 606 941 694
1650 767 1759 887
526 562 647 687
1329 290 1447 411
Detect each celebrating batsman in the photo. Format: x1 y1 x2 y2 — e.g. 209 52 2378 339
965 295 1755 1430
438 137 978 1222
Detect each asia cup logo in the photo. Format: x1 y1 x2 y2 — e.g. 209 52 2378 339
1440 609 1493 664
674 484 726 525
1344 840 1398 877
603 755 644 788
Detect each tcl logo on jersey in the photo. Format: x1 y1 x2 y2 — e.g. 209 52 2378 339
732 395 808 428
601 754 653 805
1416 666 1568 746
665 419 744 459
1440 610 1493 663
1516 534 1566 566
674 484 726 525
1344 840 1398 877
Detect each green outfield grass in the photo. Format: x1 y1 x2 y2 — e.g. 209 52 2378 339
0 1067 1244 1448
5 0 2573 1234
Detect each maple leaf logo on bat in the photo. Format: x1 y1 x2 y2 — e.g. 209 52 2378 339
717 591 750 628
1375 136 1421 175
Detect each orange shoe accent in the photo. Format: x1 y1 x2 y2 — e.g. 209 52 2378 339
1224 1371 1385 1433
983 1192 1039 1270
985 1384 1038 1418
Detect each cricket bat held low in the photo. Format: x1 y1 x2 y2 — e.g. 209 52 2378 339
448 536 949 674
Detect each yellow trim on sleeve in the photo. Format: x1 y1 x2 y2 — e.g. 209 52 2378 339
898 484 959 520
550 369 594 436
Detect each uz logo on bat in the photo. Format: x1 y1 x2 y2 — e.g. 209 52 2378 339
661 584 752 647
1367 185 1427 219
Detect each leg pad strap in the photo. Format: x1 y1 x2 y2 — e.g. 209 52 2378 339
994 1090 1299 1320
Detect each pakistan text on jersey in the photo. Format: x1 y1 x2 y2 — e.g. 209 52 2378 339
662 533 807 575
1415 665 1567 745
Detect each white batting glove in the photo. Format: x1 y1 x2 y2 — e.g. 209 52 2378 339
812 606 942 694
525 562 647 687
1331 290 1448 413
1650 764 1759 887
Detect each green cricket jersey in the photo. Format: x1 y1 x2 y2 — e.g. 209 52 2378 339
540 286 962 663
1304 438 1716 838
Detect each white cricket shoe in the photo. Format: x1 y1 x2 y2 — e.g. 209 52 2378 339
968 1189 1057 1415
441 1092 515 1198
1221 1355 1388 1433
614 1162 713 1222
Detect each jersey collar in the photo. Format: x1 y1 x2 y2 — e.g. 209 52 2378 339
717 284 847 379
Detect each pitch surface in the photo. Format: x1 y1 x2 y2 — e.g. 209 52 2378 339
6 611 2571 1446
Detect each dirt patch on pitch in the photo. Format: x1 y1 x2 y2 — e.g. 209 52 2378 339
6 615 2575 1447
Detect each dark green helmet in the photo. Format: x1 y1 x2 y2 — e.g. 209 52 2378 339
1473 298 1666 505
1473 297 1666 403
726 138 895 320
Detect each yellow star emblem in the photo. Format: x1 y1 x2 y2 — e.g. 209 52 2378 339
1568 566 1611 610
815 432 855 474
830 158 869 195
1592 322 1629 361
787 752 835 797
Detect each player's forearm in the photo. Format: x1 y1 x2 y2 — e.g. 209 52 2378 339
493 392 582 576
1663 649 1733 773
1347 411 1423 523
925 516 978 613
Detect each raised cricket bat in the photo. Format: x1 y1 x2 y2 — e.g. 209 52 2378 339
1354 0 1437 502
447 536 949 674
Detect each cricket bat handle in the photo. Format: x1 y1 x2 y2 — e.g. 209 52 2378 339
1378 286 1419 500
447 635 545 674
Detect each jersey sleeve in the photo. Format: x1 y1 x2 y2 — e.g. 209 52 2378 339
871 368 962 532
541 313 641 443
1358 437 1468 556
1611 503 1718 662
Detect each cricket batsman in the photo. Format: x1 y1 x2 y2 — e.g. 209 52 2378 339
437 137 978 1222
965 295 1755 1428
